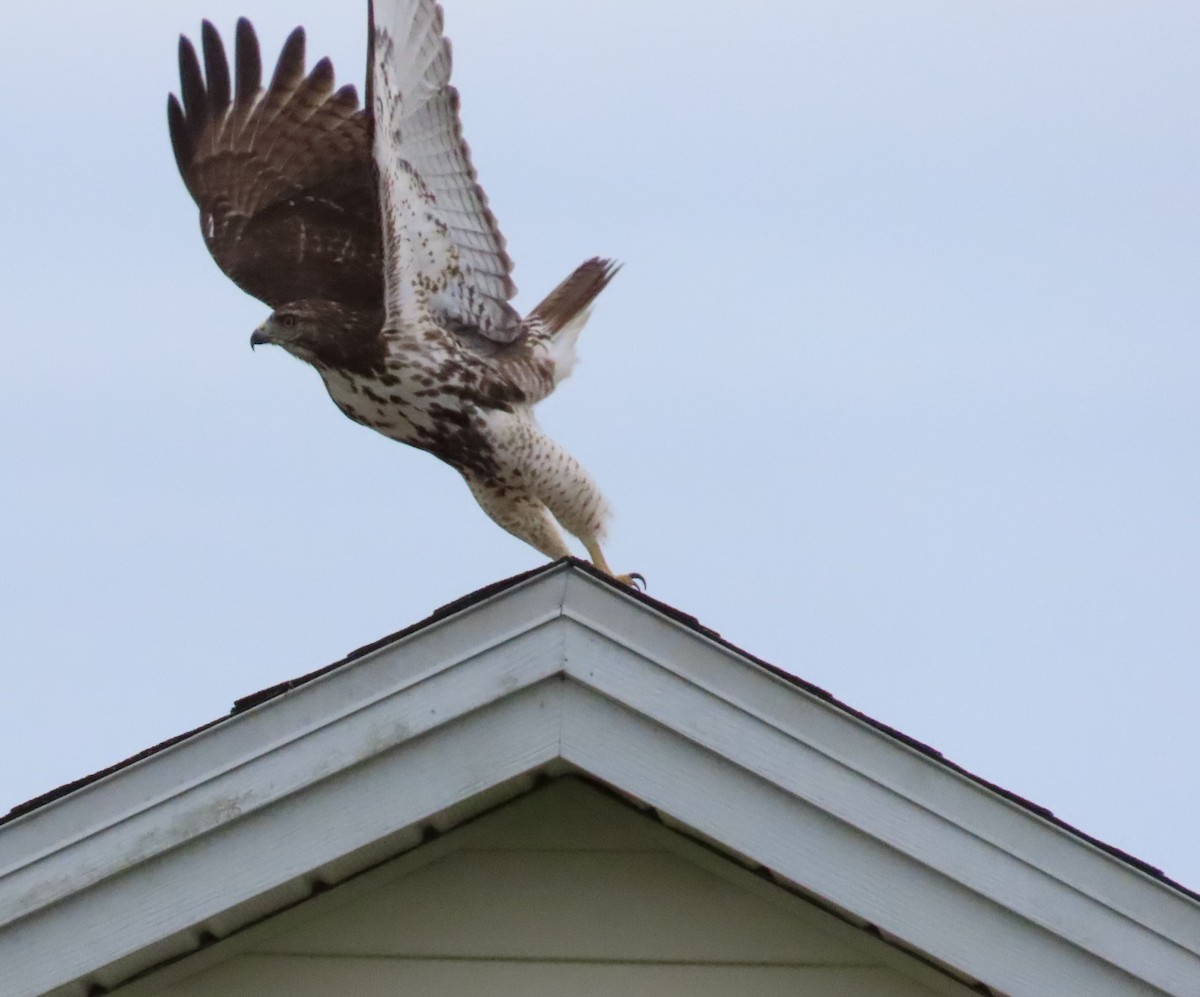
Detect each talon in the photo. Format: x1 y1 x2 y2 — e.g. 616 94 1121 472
581 539 643 590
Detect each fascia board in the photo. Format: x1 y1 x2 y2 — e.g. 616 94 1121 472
0 589 576 997
0 571 570 918
559 680 1155 997
556 571 1200 996
2 679 565 997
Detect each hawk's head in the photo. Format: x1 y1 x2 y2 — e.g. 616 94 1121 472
250 300 385 375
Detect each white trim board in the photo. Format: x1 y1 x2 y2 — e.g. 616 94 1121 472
0 562 1196 997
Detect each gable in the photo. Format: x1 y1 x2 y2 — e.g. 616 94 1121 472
120 780 969 997
3 562 1198 997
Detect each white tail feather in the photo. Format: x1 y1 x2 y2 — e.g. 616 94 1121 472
548 306 592 383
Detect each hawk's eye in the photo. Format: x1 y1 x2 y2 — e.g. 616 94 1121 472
281 314 297 329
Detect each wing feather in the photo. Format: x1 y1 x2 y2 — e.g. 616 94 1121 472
199 21 231 113
169 19 381 309
233 18 261 108
370 0 520 342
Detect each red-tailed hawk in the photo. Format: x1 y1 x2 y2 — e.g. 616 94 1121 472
168 1 640 585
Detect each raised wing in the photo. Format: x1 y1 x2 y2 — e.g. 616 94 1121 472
370 0 521 342
168 20 382 309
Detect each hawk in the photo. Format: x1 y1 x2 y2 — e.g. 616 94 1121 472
168 1 639 584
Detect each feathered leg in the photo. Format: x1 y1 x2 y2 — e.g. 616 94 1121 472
465 478 572 561
486 419 642 586
531 440 643 586
470 415 641 584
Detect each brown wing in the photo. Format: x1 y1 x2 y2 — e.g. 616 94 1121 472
168 20 382 310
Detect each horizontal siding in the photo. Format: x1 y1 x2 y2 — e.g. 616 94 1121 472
133 781 959 997
258 850 867 963
165 955 943 997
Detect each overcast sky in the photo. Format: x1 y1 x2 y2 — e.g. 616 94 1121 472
2 1 1197 891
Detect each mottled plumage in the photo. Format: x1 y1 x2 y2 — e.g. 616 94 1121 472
169 1 636 582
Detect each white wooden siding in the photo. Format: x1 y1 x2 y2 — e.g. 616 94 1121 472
128 780 966 997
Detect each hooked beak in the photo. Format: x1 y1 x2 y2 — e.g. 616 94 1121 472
250 325 270 351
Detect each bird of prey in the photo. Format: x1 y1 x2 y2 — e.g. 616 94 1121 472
168 0 639 584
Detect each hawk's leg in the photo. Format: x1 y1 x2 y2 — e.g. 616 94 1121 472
582 539 646 590
516 430 643 589
471 420 642 586
466 479 572 561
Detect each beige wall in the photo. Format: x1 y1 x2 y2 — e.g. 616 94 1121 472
130 780 965 997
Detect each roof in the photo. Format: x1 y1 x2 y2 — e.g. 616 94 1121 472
3 558 1198 997
2 558 1189 899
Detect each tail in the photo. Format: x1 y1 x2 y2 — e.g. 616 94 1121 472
530 257 620 335
528 257 620 383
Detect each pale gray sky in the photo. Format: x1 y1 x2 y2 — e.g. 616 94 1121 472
2 1 1198 889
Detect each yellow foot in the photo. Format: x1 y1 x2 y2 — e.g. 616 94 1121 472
583 541 646 590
